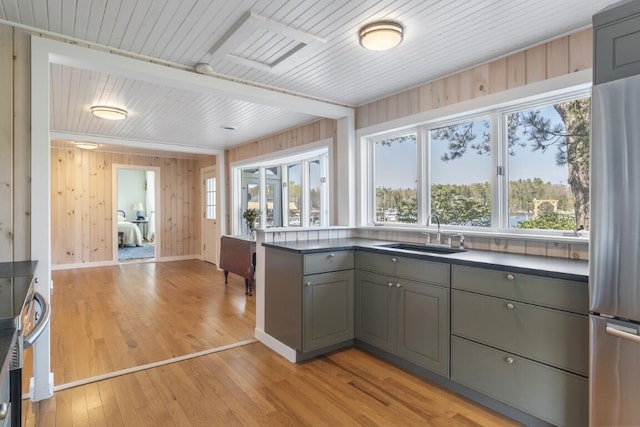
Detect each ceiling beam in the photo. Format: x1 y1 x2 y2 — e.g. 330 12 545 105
34 36 353 120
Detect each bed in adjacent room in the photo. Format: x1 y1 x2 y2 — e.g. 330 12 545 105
117 210 143 247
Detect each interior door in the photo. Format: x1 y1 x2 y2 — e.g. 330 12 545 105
202 168 217 264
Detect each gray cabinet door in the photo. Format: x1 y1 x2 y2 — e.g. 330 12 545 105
354 270 395 353
303 270 354 352
396 279 449 376
594 7 640 84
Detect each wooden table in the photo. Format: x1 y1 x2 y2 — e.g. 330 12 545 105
219 235 256 295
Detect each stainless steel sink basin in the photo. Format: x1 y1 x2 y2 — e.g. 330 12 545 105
375 242 467 254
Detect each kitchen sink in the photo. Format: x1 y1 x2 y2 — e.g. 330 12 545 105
375 242 467 254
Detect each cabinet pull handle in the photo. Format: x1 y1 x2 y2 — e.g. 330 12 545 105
506 274 514 281
0 402 7 420
388 282 394 287
505 357 515 364
396 283 402 288
506 303 514 310
391 257 397 263
35 277 40 283
329 253 335 258
306 281 312 287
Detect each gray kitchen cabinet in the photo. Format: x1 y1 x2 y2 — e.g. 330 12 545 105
594 0 640 84
265 246 354 353
355 252 450 377
450 264 588 427
452 336 588 427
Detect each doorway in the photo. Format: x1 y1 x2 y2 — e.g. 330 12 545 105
114 165 161 262
202 166 218 264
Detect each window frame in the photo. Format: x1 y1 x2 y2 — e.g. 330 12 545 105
363 86 591 237
231 143 331 235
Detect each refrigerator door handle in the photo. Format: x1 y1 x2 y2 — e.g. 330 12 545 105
606 324 640 344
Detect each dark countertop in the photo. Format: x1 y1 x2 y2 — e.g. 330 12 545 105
0 260 38 278
263 238 588 282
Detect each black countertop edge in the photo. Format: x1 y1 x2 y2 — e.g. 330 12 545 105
0 260 38 279
262 238 588 282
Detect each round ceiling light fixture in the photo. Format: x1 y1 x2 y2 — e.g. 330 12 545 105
75 142 99 150
359 21 404 51
90 105 128 120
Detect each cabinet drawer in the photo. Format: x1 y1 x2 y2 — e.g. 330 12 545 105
304 250 354 275
451 336 588 427
355 251 449 287
452 290 588 376
451 265 587 314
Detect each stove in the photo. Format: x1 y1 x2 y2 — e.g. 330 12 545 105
0 265 49 427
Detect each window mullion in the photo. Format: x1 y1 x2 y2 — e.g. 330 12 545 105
418 127 428 225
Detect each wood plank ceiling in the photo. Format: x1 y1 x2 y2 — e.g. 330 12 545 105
0 0 617 151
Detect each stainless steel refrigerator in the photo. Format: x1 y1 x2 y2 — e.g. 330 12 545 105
590 72 640 426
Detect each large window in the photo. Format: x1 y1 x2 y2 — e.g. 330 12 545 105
234 149 329 234
366 90 590 235
430 119 492 227
373 132 417 223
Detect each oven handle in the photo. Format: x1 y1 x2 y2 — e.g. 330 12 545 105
24 292 50 349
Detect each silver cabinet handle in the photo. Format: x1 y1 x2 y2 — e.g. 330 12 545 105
391 257 397 262
35 277 40 284
388 282 394 287
606 325 640 344
396 283 402 288
506 303 514 310
0 402 8 420
24 291 50 349
328 253 335 258
306 281 312 287
506 274 514 280
505 357 514 364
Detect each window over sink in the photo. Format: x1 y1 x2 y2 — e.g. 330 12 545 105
363 88 591 236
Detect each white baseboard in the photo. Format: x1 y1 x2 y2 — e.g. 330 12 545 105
52 260 115 270
254 328 297 363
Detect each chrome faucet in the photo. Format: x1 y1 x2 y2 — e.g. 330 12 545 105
426 213 441 245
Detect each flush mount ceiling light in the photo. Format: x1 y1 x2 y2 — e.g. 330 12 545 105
90 105 128 120
75 142 99 150
359 21 404 51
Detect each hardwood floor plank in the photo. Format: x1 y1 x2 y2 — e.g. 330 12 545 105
21 261 520 426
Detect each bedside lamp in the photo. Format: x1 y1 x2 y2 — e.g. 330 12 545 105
132 202 145 220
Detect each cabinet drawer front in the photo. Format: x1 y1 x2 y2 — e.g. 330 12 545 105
451 265 587 314
355 251 449 286
452 290 588 376
304 250 354 275
452 336 588 427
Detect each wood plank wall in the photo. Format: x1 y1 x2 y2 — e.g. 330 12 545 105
50 148 215 266
224 119 337 227
0 26 31 262
356 29 593 129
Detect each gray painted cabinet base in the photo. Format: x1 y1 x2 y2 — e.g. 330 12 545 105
355 267 449 377
451 336 588 427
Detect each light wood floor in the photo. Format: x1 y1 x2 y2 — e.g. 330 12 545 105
23 260 255 390
22 260 520 426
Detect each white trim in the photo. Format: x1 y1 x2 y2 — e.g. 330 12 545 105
200 165 219 265
34 339 258 396
254 329 297 363
230 139 333 168
51 131 223 155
